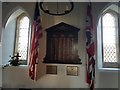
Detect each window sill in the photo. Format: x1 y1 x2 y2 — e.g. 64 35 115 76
10 65 28 68
2 64 28 69
98 68 120 72
19 65 28 67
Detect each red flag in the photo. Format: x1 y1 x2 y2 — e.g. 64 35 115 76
86 3 95 90
29 2 42 80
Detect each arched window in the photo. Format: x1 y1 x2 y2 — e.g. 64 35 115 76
97 10 119 68
14 13 30 65
102 12 118 62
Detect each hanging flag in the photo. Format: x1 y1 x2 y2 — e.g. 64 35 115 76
86 3 95 90
29 2 42 80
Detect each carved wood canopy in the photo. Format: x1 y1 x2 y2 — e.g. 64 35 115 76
43 22 82 64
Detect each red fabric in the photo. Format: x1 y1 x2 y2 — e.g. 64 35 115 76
86 3 95 90
86 68 91 84
86 42 95 56
29 2 42 80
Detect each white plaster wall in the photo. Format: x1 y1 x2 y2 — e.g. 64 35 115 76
1 2 119 88
2 19 16 65
2 65 88 88
0 1 2 42
0 1 2 88
0 45 2 88
118 2 120 90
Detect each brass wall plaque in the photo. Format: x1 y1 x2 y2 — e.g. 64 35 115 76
66 66 78 76
46 65 57 74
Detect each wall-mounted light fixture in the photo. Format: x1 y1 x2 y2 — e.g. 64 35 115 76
39 2 74 16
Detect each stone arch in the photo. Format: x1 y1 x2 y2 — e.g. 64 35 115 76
3 6 31 29
2 6 31 65
96 2 119 69
96 2 119 27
